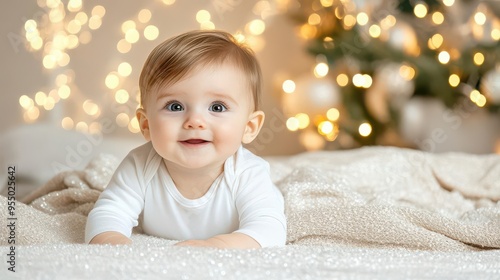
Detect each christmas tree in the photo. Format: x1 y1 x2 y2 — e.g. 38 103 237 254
283 0 500 149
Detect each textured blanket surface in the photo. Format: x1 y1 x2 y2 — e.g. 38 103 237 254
1 146 500 278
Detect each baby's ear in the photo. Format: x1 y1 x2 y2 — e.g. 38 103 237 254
242 111 265 144
136 108 151 141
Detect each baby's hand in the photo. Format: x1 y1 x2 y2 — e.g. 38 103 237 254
174 233 260 249
175 239 214 247
89 232 132 245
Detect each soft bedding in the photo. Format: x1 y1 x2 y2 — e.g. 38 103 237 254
1 146 499 279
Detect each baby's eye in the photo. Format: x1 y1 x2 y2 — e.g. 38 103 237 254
165 102 184 112
209 102 227 112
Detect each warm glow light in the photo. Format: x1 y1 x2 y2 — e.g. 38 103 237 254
79 31 92 44
115 89 130 104
336 74 349 86
76 122 88 133
352 74 372 88
88 16 102 30
308 13 321 25
144 25 159 40
320 0 334 7
43 55 57 69
43 97 55 110
83 100 100 116
358 122 372 137
438 51 451 64
117 39 132 53
92 5 106 17
296 113 310 129
57 53 70 67
162 0 176 5
449 74 460 87
105 73 120 89
443 0 455 6
326 108 340 121
318 121 334 135
473 52 485 65
24 20 37 31
58 85 71 99
380 15 397 29
470 90 487 107
125 29 140 43
25 107 40 121
314 62 329 78
352 74 364 87
61 117 74 130
343 15 357 28
362 74 372 88
368 25 381 38
49 9 64 23
67 35 79 49
138 9 152 23
35 91 47 106
118 62 132 76
299 24 317 39
414 3 428 18
19 95 33 109
116 113 130 127
200 21 215 30
432 12 444 25
66 20 82 34
399 65 416 80
196 10 211 23
121 20 136 33
89 122 102 134
323 36 334 49
128 116 141 133
74 12 88 25
357 12 369 26
247 19 266 35
474 12 486 25
30 37 43 50
67 0 82 12
286 117 300 131
492 29 500 40
282 80 296 93
429 33 443 49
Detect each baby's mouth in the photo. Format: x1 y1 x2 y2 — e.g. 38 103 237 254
181 139 209 145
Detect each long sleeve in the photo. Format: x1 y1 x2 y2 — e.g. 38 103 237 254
85 149 148 243
232 157 287 247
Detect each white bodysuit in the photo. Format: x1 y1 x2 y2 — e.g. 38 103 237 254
85 142 287 247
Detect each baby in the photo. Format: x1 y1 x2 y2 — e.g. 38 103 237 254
85 30 287 248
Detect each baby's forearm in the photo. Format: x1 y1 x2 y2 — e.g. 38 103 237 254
89 231 132 245
176 232 260 249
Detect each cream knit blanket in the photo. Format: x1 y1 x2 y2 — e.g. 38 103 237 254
1 146 499 251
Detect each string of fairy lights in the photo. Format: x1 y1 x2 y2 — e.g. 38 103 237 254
278 0 500 150
18 0 283 135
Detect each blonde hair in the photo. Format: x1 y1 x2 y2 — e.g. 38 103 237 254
139 30 262 110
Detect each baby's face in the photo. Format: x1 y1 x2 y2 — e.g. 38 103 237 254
140 62 255 170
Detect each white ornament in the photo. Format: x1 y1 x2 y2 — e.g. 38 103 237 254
282 73 341 116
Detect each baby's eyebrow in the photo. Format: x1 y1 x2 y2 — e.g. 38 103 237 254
208 92 237 104
156 91 178 101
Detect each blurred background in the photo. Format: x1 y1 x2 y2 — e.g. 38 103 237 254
1 0 500 193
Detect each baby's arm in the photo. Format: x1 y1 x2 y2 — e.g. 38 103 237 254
175 232 260 249
89 231 132 245
85 151 146 245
